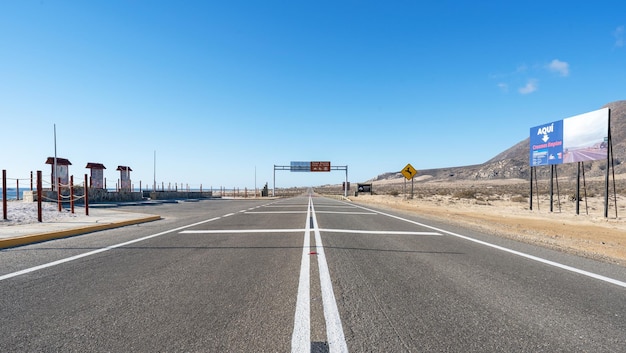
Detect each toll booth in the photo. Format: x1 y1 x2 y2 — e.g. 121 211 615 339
86 163 106 189
45 157 72 191
116 166 132 192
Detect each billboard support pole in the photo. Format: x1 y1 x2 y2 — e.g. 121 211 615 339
555 165 561 212
529 167 533 211
610 130 618 218
604 110 616 218
576 162 581 215
549 165 554 212
604 133 609 218
534 167 540 211
582 162 589 215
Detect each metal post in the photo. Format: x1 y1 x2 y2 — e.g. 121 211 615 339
344 166 348 198
37 171 42 222
2 170 7 220
153 150 156 193
273 165 276 197
53 124 58 192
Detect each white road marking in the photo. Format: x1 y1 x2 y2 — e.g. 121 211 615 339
346 201 626 289
291 199 312 353
320 229 440 236
181 229 305 234
315 211 377 215
245 211 308 214
0 217 224 282
311 198 349 353
180 228 438 236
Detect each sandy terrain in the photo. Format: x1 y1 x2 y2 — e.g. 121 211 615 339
349 179 626 266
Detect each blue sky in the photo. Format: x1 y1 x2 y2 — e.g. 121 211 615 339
1 1 625 189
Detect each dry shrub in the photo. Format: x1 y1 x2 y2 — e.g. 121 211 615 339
511 195 526 203
452 189 476 199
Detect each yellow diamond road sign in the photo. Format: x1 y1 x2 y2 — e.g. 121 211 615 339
401 163 417 180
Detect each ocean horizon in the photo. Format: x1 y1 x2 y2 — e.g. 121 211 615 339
0 188 24 200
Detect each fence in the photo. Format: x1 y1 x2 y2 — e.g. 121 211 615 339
2 169 273 223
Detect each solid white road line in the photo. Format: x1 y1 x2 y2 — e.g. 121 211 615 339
245 211 308 214
314 211 377 215
320 229 441 236
0 216 223 282
180 229 306 234
311 198 349 353
291 199 312 353
346 201 626 289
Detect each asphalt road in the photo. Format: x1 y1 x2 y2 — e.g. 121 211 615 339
1 194 625 352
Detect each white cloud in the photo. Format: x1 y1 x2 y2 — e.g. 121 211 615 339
547 59 569 77
497 83 508 92
518 79 538 94
614 25 624 48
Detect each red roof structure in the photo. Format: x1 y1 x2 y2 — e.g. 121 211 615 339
86 163 106 169
45 157 72 165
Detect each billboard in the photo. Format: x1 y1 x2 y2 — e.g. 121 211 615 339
530 108 609 166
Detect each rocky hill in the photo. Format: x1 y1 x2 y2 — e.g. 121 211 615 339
371 100 626 183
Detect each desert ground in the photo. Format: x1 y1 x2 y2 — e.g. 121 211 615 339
348 176 626 266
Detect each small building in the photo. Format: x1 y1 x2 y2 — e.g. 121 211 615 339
116 166 132 191
45 157 72 191
86 163 106 189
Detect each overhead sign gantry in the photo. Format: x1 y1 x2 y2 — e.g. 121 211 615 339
274 161 348 197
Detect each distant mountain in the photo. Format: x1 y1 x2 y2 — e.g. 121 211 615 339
371 100 626 183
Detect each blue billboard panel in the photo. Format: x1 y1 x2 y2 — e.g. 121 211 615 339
530 120 564 166
290 161 310 172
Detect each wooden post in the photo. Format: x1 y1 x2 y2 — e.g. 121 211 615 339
2 170 7 220
58 177 62 212
84 174 89 216
70 175 75 214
